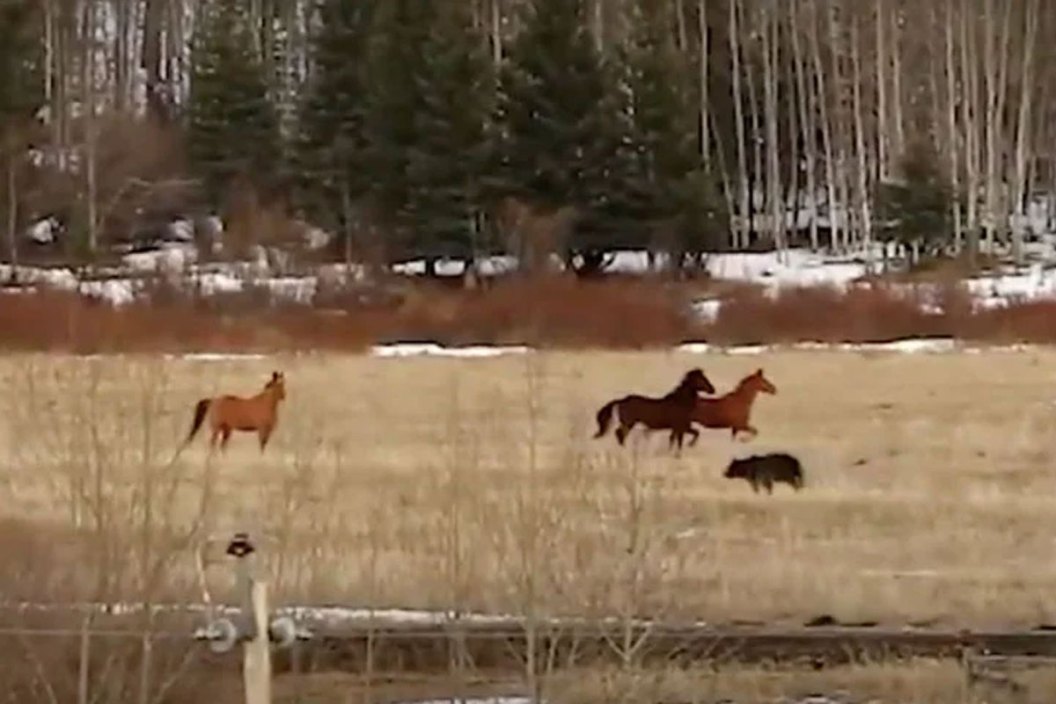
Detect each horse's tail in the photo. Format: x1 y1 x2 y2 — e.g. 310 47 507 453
593 399 620 438
186 399 211 445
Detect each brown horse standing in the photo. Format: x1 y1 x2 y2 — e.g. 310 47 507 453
594 368 716 453
688 368 776 441
184 371 287 452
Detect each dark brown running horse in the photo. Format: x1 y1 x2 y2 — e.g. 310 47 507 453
594 368 716 453
689 368 776 441
184 371 287 452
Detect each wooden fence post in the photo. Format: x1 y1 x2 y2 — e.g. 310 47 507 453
227 532 271 704
196 532 309 704
242 577 272 704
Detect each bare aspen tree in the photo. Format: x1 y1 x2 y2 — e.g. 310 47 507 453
790 0 818 249
5 132 17 270
824 0 850 251
114 0 132 111
674 0 688 50
944 0 963 252
849 3 871 259
875 0 888 181
698 0 710 169
490 0 503 65
142 0 166 122
783 0 799 235
83 0 99 253
889 1 905 162
760 0 783 252
745 2 765 247
982 0 1013 254
960 0 980 260
590 0 604 51
1010 0 1040 265
728 0 749 249
808 0 839 251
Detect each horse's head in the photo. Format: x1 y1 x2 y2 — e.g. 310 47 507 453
267 371 287 400
746 368 777 395
683 368 716 395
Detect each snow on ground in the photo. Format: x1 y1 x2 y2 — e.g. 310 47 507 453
401 699 532 704
166 353 269 362
704 249 868 290
6 246 1056 312
372 343 532 358
678 338 962 355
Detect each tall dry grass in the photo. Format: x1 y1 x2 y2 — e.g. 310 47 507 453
2 349 1055 626
2 348 1055 699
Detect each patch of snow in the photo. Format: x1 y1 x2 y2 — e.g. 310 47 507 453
706 249 869 290
122 244 197 274
371 343 531 358
604 250 664 273
261 276 316 304
317 263 369 286
194 271 244 296
304 226 333 251
726 345 768 355
166 218 195 242
26 216 61 244
79 278 137 306
0 264 78 290
690 299 722 323
862 338 959 354
167 353 269 362
476 255 519 277
679 338 960 355
401 699 533 704
392 258 468 277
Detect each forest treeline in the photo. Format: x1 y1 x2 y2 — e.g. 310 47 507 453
0 0 1051 272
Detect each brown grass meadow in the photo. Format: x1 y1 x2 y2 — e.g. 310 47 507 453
2 347 1056 631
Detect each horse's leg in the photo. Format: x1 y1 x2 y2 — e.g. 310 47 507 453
615 424 629 446
219 426 232 452
764 479 773 495
209 426 221 450
259 426 272 452
686 427 700 447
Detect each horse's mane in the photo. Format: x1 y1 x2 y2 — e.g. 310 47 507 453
665 372 702 401
729 371 769 396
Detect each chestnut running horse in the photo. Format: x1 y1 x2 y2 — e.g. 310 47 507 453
183 371 288 452
594 368 716 453
688 368 776 441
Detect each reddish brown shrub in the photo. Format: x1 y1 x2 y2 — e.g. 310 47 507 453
380 275 694 348
0 292 378 353
957 300 1056 344
704 283 945 345
7 277 1056 352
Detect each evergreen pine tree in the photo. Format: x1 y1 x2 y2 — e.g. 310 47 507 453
625 0 726 270
358 0 432 255
0 0 42 129
875 140 955 264
492 0 643 261
0 0 44 263
296 0 377 239
186 0 281 203
403 0 494 263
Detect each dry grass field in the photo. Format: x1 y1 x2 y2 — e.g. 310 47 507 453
267 660 1055 704
2 347 1056 628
